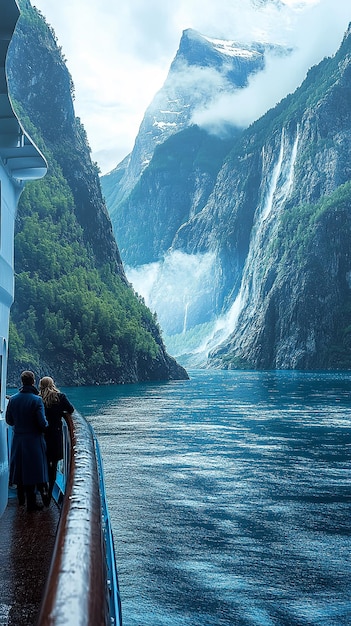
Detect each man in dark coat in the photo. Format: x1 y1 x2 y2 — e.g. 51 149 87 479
6 370 49 511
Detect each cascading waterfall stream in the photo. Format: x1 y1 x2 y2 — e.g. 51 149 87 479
197 126 300 363
261 128 285 222
182 301 189 334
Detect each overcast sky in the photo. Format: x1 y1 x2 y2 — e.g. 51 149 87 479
31 0 350 174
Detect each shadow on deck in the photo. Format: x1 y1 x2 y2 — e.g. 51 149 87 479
0 489 60 626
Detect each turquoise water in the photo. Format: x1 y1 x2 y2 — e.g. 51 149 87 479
66 370 351 625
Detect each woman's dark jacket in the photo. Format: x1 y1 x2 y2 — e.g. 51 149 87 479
6 385 48 485
44 393 74 462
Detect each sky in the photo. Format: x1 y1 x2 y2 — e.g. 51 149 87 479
31 0 350 174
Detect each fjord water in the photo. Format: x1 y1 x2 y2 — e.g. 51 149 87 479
67 370 351 626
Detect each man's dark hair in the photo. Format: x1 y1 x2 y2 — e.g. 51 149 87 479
21 370 35 386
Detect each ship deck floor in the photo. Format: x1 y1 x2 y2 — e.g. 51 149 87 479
0 488 60 626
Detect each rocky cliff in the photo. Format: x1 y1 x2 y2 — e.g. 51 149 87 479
206 26 351 369
102 28 287 259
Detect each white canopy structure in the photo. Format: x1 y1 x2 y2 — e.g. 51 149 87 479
0 0 47 183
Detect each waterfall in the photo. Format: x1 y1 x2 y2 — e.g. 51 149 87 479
195 126 300 363
261 128 285 222
261 125 300 223
194 291 244 359
182 301 189 334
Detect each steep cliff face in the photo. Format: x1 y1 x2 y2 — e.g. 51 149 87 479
102 28 287 246
5 0 188 385
111 126 235 265
210 181 351 370
7 0 123 274
126 29 280 184
206 26 351 369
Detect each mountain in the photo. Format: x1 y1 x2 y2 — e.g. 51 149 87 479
205 25 351 370
101 28 288 243
102 22 351 371
5 0 188 385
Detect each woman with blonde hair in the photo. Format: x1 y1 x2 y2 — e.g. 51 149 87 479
39 376 74 504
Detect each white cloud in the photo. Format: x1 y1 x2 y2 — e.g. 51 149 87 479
126 251 217 335
193 0 351 134
190 48 309 133
32 0 350 173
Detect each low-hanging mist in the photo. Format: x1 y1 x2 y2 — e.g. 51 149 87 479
126 250 217 334
126 250 242 367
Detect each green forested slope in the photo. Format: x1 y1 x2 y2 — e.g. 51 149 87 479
6 0 187 384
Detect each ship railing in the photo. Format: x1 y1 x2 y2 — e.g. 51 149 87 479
37 411 123 626
93 428 123 626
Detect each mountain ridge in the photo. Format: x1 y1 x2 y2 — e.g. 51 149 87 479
102 20 351 370
102 28 288 221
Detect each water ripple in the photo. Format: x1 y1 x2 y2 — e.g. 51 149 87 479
67 370 351 626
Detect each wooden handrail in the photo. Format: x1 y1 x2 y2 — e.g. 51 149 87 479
37 412 110 626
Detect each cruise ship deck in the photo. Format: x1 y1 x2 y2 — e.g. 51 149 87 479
0 412 122 626
0 490 59 625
